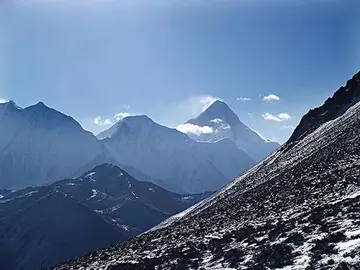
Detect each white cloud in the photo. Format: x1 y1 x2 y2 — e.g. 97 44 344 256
237 97 251 101
262 112 291 122
277 113 291 120
210 118 223 124
263 94 280 101
114 112 131 121
94 112 131 126
0 97 8 104
176 123 213 136
178 95 221 118
198 95 219 111
209 118 231 131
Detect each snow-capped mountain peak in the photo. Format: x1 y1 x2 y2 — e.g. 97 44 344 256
97 115 156 140
185 100 279 161
191 100 242 128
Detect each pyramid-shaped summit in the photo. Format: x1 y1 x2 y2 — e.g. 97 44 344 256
186 100 279 161
189 100 242 128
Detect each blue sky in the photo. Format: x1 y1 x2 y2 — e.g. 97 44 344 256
0 0 359 143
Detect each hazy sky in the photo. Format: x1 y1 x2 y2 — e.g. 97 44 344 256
1 0 359 143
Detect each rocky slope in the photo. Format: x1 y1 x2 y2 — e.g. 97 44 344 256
0 187 126 270
185 100 280 161
288 71 360 144
50 163 212 236
57 72 360 270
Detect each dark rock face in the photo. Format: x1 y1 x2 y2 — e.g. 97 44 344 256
288 71 360 143
56 72 360 270
0 188 125 270
51 164 212 235
0 164 211 270
0 189 12 198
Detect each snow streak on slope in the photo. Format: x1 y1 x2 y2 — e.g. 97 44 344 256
56 73 360 270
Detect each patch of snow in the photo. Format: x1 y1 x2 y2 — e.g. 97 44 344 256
121 225 130 231
0 190 39 203
337 238 360 252
86 172 97 182
86 172 96 177
89 189 98 199
344 229 360 238
131 191 139 199
65 182 76 186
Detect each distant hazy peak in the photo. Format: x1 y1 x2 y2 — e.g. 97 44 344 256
97 115 156 140
98 114 183 141
19 101 86 131
24 101 55 113
0 100 22 111
120 115 156 128
82 163 125 177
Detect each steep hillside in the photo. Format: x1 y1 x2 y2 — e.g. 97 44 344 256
0 187 125 270
289 71 360 143
57 72 360 269
51 164 212 235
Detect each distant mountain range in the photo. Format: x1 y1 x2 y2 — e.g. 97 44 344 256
97 115 255 193
0 163 211 270
55 73 360 269
0 99 274 193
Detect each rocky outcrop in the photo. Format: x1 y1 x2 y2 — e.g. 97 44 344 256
288 71 360 143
